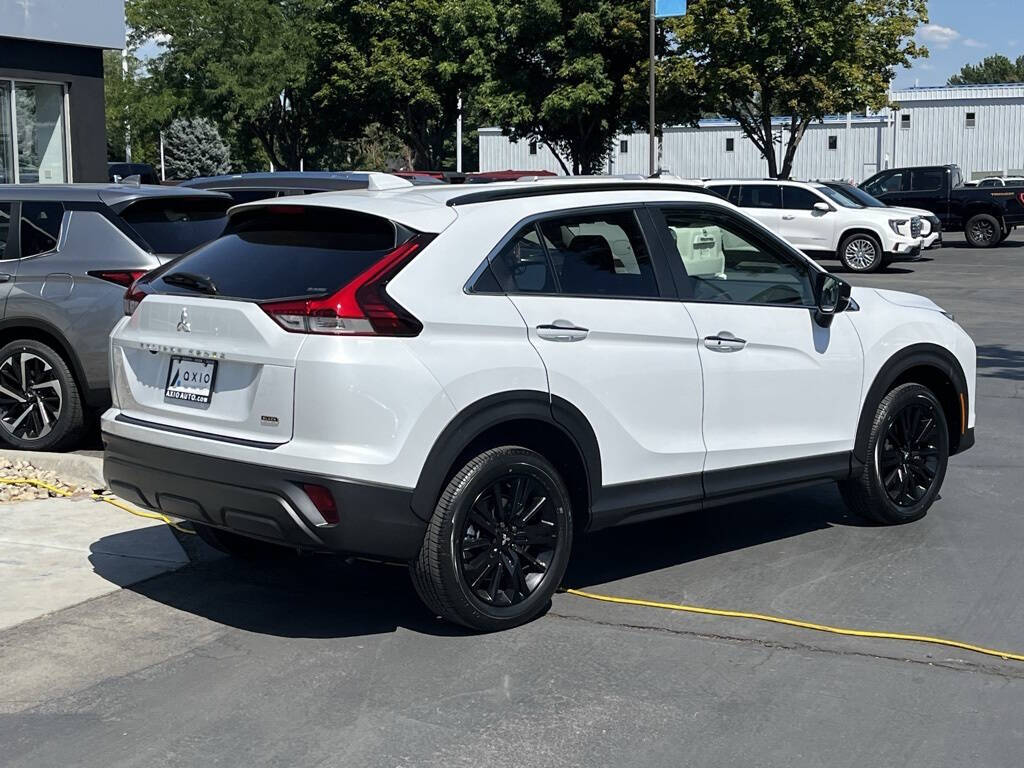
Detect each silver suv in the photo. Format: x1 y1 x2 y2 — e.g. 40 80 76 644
0 184 231 451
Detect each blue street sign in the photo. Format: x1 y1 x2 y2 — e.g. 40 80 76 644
655 0 687 18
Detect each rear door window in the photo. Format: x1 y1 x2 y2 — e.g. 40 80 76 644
910 169 944 192
537 210 659 298
486 225 555 293
737 184 781 209
151 206 399 301
118 197 230 255
20 202 64 257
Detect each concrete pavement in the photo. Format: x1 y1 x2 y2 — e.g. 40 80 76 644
0 453 189 631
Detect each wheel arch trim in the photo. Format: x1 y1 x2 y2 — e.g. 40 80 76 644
855 343 969 462
410 391 601 522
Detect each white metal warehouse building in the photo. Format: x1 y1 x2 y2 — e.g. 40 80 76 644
478 84 1024 184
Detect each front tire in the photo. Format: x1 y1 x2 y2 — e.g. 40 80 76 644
411 446 573 631
964 213 1002 248
838 233 884 273
840 383 949 525
0 339 84 451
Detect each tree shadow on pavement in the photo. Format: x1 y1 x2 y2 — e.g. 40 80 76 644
976 344 1024 381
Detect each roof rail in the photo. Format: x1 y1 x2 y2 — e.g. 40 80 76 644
445 181 713 207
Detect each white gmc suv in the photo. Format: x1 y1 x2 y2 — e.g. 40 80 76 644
706 179 925 272
102 177 976 631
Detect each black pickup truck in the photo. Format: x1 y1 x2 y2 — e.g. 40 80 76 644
861 164 1024 247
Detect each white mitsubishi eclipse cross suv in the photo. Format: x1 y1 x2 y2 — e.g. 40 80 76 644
103 176 977 631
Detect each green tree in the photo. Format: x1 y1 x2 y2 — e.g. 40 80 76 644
104 49 178 165
670 0 928 179
127 0 322 170
948 54 1024 85
481 0 685 175
314 0 496 170
162 117 232 179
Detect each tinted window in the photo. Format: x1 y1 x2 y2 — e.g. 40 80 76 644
737 184 781 209
152 207 397 301
706 185 732 201
782 186 823 210
20 202 63 257
486 225 554 293
910 169 944 192
863 171 903 196
538 210 658 298
0 203 10 259
978 179 1000 187
660 208 814 306
119 197 230 255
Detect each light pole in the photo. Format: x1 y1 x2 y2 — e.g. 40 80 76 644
649 1 656 176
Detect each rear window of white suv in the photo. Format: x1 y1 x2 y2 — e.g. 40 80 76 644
150 206 400 301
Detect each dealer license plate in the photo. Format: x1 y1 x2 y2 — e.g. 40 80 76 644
164 356 217 404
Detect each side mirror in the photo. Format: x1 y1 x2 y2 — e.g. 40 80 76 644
813 202 831 213
812 272 851 328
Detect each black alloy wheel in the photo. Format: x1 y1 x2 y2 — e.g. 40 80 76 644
877 399 942 508
411 446 573 631
839 383 949 525
458 473 559 607
965 214 1001 248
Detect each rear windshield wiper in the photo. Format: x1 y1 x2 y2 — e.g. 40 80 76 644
162 271 218 295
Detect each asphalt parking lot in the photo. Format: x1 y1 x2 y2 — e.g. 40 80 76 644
2 234 1022 767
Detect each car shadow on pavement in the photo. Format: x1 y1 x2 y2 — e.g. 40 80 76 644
976 344 1024 381
565 482 866 589
88 483 865 638
89 534 468 639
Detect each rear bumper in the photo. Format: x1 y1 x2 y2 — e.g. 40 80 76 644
103 434 425 561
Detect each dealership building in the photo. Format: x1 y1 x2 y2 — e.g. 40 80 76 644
1 0 124 184
479 83 1024 183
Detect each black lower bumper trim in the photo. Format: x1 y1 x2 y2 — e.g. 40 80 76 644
954 427 975 455
103 434 425 561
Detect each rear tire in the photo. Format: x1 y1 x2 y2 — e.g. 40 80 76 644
193 522 296 559
838 233 884 273
964 213 1002 248
411 446 573 631
0 339 84 452
839 383 949 525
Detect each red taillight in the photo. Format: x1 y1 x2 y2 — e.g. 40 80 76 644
261 235 432 336
1018 192 1024 207
124 279 149 316
90 270 148 287
301 483 339 525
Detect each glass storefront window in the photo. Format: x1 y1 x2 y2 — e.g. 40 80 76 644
1 81 69 184
0 86 13 184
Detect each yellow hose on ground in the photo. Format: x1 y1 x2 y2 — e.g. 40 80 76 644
0 477 194 535
565 588 1024 664
5 474 1020 663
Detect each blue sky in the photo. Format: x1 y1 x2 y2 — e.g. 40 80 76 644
893 0 1024 88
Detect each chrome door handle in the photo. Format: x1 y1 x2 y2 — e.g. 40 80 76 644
537 320 589 342
703 332 747 352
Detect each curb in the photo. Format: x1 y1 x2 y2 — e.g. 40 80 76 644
0 449 104 490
